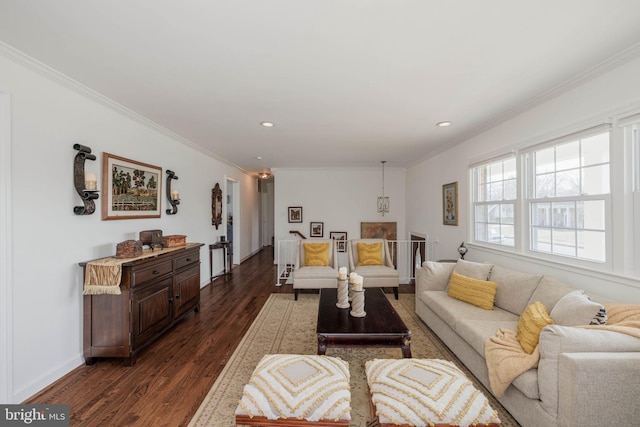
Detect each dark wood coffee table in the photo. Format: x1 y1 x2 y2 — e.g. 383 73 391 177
316 288 411 358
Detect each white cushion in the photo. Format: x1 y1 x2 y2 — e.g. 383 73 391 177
453 259 494 281
550 290 606 326
416 261 456 292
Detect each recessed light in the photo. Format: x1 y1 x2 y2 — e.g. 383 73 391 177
260 121 275 127
436 121 452 127
255 156 263 160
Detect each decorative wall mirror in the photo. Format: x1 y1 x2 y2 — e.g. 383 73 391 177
212 183 223 229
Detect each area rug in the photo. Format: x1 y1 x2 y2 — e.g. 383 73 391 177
188 293 520 427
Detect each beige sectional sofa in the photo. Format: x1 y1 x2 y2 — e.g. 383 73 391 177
415 259 640 427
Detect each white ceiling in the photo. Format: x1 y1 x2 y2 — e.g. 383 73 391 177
2 1 640 175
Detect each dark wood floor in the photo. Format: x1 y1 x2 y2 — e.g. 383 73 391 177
26 247 411 426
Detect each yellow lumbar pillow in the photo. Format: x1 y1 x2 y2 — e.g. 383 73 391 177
303 242 330 266
357 242 384 266
517 301 554 354
447 271 497 310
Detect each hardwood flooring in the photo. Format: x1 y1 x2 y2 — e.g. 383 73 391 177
25 247 411 426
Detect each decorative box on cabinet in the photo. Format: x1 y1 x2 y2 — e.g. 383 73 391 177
80 243 203 366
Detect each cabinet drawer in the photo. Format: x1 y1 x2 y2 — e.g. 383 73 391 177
174 251 199 270
132 260 173 287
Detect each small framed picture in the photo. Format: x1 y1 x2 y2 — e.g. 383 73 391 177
330 231 347 252
310 222 324 237
288 206 303 223
443 181 458 226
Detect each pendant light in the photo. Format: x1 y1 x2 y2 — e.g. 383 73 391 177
377 161 389 216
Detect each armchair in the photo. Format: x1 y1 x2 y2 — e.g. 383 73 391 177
348 238 399 299
292 240 339 300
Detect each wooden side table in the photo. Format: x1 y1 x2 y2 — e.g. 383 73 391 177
209 241 232 281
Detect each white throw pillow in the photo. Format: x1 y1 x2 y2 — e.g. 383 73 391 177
550 290 607 326
453 259 494 281
416 261 456 292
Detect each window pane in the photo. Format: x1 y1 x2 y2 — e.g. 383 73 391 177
488 182 503 201
476 223 488 241
552 229 576 256
581 133 609 166
488 204 500 223
489 162 503 183
488 224 502 243
531 202 550 226
501 204 514 224
556 141 580 171
582 164 609 195
502 224 515 247
552 201 575 228
536 173 555 198
581 200 605 230
477 183 486 202
477 165 489 186
532 227 551 252
504 158 516 179
577 231 605 262
556 169 580 197
504 178 517 200
475 204 487 222
535 147 555 174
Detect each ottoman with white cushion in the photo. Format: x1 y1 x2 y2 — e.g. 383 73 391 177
235 354 351 426
365 358 500 427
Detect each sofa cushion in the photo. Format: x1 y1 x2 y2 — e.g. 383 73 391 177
303 242 330 266
293 265 338 280
489 265 543 315
526 275 575 313
353 265 398 278
447 272 497 310
356 242 383 265
511 369 540 400
420 291 518 329
550 290 607 326
453 259 494 281
417 261 456 292
517 301 554 354
456 319 518 356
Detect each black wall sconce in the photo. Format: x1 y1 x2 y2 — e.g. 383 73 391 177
73 143 99 215
166 170 180 215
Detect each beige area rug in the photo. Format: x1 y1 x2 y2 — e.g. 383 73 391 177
189 293 520 427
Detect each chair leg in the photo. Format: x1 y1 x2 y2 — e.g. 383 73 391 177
294 289 299 300
393 287 399 300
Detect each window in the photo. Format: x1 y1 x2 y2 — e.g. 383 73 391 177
526 131 610 262
471 156 516 246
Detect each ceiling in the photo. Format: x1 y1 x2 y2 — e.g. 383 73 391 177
2 1 640 176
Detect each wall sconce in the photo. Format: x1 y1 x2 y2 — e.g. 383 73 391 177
166 170 180 215
73 143 99 215
377 160 389 216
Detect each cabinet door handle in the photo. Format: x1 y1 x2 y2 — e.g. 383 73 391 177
169 297 174 302
175 294 181 299
152 270 160 275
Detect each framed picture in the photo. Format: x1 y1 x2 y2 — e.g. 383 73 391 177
288 206 303 223
360 222 397 240
212 183 223 229
443 181 458 226
310 222 324 237
102 153 162 220
330 231 348 252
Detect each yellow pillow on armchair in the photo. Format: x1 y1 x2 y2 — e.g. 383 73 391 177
357 242 384 265
303 243 330 266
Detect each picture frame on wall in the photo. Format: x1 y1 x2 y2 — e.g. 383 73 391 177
310 222 324 237
443 181 458 226
288 206 303 223
102 153 162 220
330 231 348 252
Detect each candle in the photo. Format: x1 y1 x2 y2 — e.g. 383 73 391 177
353 274 364 291
171 190 179 200
85 172 97 191
338 267 347 280
349 272 357 283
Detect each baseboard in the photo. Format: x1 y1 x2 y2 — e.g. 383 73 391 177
13 355 84 403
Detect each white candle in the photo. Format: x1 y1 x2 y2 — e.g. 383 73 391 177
349 272 357 282
338 267 347 280
171 190 179 200
353 274 364 291
85 172 97 190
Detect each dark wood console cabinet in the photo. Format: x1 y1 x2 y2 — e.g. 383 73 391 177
80 243 203 365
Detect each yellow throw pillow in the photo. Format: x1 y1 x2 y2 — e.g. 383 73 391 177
303 243 330 266
357 242 384 266
447 271 497 310
517 301 554 354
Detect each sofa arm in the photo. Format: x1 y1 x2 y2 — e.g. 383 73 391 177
538 325 640 418
557 352 640 426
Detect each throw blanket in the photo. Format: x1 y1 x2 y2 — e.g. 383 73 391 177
485 303 640 397
83 244 195 295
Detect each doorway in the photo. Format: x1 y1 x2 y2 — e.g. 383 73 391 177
226 177 239 267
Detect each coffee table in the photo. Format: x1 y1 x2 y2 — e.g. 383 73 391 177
316 288 412 358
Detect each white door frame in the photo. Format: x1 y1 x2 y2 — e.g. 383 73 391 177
225 176 240 266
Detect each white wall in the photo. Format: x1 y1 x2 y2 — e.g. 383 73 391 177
0 51 261 403
407 56 640 303
273 166 406 243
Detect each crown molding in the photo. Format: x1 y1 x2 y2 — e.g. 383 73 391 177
0 42 249 174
